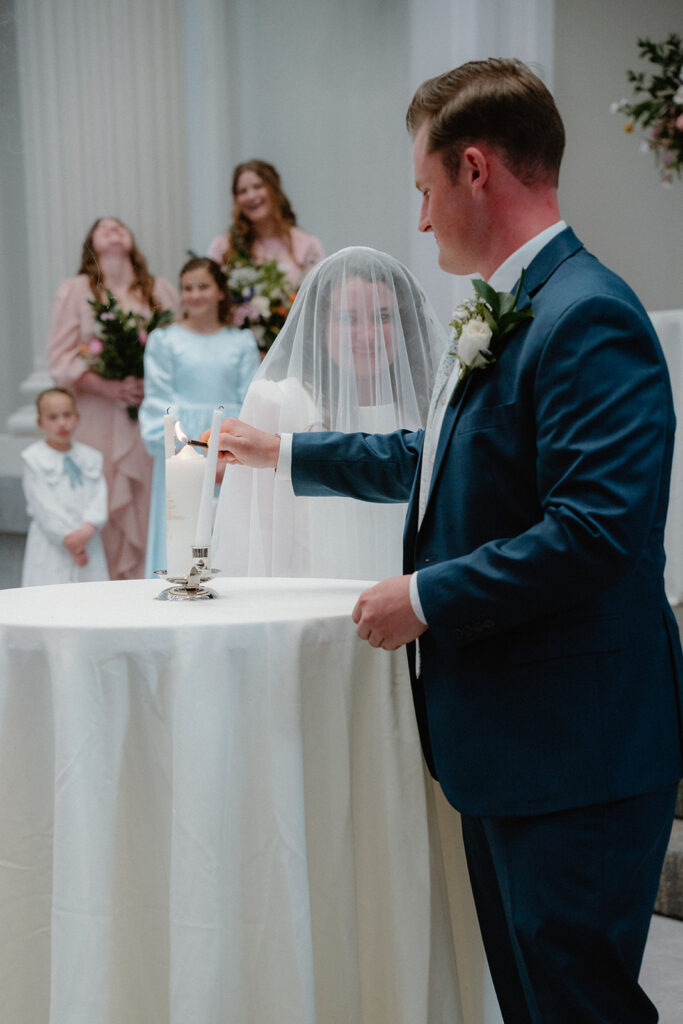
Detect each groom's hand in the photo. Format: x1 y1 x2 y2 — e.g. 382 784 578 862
352 576 427 651
200 419 281 469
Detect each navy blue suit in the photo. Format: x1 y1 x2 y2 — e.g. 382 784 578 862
291 229 683 1020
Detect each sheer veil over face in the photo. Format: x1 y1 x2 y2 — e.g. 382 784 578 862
255 246 444 432
212 247 447 580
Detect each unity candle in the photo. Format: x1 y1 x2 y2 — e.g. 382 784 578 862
165 440 205 577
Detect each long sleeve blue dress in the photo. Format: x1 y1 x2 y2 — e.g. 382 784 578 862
139 322 260 576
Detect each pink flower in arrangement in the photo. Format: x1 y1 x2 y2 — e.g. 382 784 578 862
88 338 104 355
138 330 148 345
100 311 117 321
232 303 257 328
676 113 683 132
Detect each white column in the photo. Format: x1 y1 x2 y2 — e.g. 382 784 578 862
182 0 236 254
8 0 190 434
407 0 556 325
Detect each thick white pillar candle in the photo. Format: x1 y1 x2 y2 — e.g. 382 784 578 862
194 408 222 549
165 443 205 576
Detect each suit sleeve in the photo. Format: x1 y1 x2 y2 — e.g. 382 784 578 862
417 293 674 643
291 428 423 504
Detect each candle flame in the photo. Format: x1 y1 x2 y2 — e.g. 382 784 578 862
174 421 188 443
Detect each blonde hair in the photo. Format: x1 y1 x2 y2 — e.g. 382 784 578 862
36 387 77 417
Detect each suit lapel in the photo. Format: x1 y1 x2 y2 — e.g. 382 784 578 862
412 227 585 537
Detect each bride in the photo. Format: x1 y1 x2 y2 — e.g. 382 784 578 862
210 246 503 1024
212 246 444 579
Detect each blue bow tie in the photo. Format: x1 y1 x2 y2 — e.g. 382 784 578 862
63 454 83 489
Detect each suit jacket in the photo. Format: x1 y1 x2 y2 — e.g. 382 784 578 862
291 228 683 816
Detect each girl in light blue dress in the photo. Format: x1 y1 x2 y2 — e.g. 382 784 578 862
139 257 259 576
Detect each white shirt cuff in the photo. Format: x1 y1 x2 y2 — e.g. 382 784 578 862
276 432 293 479
410 571 428 625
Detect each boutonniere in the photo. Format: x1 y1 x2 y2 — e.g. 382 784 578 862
448 269 534 405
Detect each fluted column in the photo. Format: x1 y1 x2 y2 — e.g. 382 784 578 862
8 0 190 433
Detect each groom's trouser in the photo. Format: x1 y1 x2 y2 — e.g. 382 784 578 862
461 784 678 1024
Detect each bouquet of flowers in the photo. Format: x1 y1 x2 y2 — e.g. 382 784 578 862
82 290 174 419
612 34 683 185
222 247 296 353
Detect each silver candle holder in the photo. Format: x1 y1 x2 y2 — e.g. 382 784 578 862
155 546 219 601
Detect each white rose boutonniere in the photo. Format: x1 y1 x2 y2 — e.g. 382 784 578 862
457 317 494 370
448 269 534 405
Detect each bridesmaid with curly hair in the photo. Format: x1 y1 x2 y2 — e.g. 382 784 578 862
47 217 180 580
208 159 324 291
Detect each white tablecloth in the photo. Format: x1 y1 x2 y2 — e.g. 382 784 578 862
652 310 683 604
0 577 500 1024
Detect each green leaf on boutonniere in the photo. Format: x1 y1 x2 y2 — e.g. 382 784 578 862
448 268 534 406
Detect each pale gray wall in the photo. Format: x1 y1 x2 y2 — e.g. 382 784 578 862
554 0 682 311
0 1 31 429
1 0 681 440
197 0 413 264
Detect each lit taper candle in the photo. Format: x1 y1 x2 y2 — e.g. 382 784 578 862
193 407 222 549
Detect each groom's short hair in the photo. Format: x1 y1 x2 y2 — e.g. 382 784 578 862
406 57 565 188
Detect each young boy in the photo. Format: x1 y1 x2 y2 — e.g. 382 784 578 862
21 388 109 586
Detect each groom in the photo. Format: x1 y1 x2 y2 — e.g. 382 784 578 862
217 59 683 1022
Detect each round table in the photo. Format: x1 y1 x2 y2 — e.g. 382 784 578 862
0 577 499 1024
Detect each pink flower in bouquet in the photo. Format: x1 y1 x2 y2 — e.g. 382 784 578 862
138 330 148 345
232 303 257 327
676 113 683 132
100 311 117 321
88 338 104 356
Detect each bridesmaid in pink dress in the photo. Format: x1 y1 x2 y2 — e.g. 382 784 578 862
207 159 324 291
47 217 179 580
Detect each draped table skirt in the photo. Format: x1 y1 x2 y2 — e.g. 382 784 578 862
0 577 499 1024
652 309 683 605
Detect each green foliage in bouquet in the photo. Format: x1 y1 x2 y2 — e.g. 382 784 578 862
83 290 174 419
613 34 683 185
222 240 297 352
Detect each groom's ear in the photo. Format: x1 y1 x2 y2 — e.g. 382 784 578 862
461 146 489 193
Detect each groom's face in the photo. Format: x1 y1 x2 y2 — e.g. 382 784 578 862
413 122 480 276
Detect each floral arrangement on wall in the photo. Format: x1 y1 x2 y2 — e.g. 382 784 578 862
612 34 683 185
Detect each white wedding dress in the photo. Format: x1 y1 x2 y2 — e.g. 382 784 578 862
214 378 408 579
213 247 445 581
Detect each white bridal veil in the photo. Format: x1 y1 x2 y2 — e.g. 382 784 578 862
212 246 447 580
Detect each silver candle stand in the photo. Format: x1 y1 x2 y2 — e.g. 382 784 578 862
154 547 219 601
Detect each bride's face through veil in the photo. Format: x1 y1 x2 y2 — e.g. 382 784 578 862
252 248 446 432
326 278 396 405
